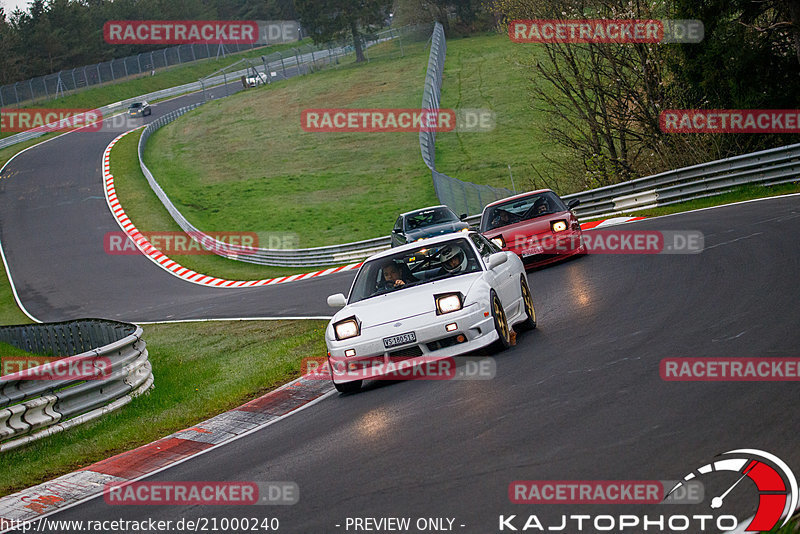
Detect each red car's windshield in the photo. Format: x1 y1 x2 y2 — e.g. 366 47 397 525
481 192 567 231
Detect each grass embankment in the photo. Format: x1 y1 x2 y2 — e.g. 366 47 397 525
0 319 327 496
143 38 438 248
111 131 322 280
435 33 570 193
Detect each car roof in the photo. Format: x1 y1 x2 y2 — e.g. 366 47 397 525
399 205 452 218
368 232 477 261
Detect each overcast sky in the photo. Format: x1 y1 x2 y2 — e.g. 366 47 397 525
1 0 31 15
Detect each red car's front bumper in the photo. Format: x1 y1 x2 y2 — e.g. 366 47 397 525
504 228 585 268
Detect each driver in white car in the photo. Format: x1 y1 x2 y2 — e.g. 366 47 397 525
439 245 469 274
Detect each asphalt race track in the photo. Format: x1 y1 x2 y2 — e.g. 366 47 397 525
5 189 798 531
0 82 355 323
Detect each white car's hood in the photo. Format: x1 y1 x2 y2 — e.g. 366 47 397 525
333 273 483 330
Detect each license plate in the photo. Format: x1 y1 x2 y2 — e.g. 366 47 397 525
522 246 544 257
383 332 417 349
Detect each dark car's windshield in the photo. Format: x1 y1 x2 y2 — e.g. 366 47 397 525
348 238 481 304
404 207 459 231
129 103 143 109
481 192 567 231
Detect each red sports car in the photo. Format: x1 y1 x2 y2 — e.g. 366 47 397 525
479 189 584 268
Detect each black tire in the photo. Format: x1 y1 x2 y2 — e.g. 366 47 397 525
516 276 537 331
333 379 362 394
489 291 511 352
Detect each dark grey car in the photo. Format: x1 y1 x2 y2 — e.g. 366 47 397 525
128 102 151 117
390 205 470 247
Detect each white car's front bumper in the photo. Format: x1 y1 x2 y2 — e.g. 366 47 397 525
326 303 497 383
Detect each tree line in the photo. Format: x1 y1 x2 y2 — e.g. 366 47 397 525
489 0 800 187
0 0 298 85
0 0 484 85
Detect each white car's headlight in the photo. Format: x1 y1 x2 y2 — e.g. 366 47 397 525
333 317 360 340
551 220 568 233
460 228 470 233
435 293 463 315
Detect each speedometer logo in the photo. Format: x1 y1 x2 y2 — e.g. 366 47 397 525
667 449 798 531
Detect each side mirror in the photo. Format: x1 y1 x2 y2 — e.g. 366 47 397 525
487 252 508 270
567 199 581 210
327 294 347 308
460 213 468 221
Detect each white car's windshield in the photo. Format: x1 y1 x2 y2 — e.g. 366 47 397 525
349 238 481 304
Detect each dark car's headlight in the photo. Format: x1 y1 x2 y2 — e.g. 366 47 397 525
491 235 506 248
333 317 360 340
435 293 463 315
551 220 568 233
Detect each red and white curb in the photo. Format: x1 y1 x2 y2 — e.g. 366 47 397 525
102 129 362 288
0 374 334 529
580 216 646 230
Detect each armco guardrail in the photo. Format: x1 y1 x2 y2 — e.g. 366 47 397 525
560 143 800 219
0 319 153 452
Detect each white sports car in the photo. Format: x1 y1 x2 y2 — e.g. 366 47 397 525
325 232 537 393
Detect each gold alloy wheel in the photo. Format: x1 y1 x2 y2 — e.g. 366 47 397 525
493 296 510 343
522 279 536 324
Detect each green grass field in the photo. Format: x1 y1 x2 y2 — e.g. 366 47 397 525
144 38 438 248
435 34 571 193
110 131 322 279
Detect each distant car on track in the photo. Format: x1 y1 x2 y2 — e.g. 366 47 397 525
480 189 584 269
391 205 470 247
128 102 151 117
325 232 537 393
245 72 267 87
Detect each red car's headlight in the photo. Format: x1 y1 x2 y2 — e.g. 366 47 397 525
551 220 568 233
491 235 506 248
